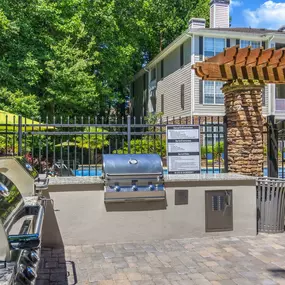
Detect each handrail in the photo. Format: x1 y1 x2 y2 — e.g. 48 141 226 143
8 205 44 249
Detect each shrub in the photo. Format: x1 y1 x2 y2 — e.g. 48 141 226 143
214 142 224 157
201 145 213 158
114 136 166 157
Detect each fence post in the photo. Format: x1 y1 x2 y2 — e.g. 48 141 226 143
223 115 228 173
267 115 278 177
18 115 22 156
127 115 131 153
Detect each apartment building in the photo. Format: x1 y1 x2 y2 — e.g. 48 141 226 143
131 0 285 124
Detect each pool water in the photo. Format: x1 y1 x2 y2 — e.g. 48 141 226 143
74 168 285 177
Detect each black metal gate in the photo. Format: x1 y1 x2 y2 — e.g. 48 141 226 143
267 115 285 178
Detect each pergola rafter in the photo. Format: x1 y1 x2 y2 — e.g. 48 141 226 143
192 46 285 84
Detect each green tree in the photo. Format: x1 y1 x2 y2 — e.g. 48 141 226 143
0 0 210 118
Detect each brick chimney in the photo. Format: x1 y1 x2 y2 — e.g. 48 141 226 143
189 18 206 29
210 0 230 28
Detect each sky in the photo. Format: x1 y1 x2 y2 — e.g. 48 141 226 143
230 0 285 29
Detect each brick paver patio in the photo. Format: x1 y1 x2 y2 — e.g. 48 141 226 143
36 233 285 285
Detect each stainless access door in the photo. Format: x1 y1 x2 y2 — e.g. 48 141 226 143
205 190 233 232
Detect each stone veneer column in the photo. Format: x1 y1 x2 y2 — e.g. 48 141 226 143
222 80 265 177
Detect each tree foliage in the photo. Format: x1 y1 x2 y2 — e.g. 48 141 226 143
0 0 210 118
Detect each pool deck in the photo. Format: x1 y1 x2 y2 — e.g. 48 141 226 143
36 233 285 285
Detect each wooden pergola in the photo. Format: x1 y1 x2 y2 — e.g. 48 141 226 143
192 45 285 83
192 46 285 177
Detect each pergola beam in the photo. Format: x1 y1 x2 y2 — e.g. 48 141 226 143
193 46 285 83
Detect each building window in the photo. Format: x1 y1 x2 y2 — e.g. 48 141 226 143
240 40 261 49
180 44 184 67
161 94 164 113
204 37 225 58
151 68 156 81
181 84 185 110
161 60 164 79
203 81 224 104
204 125 224 146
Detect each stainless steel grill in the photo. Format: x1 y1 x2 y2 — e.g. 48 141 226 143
0 158 49 285
102 154 165 202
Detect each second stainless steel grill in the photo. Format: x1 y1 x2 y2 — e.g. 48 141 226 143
0 174 45 284
0 157 50 285
102 154 165 202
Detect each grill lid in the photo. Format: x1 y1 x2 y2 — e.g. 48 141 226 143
102 154 163 178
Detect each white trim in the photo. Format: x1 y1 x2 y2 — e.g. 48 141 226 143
272 84 276 115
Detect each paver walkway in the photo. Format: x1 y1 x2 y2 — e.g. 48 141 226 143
36 233 285 285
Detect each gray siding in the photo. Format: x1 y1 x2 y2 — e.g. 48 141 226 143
184 38 191 65
210 4 229 28
193 75 269 116
193 35 225 115
193 36 269 116
193 76 225 116
156 39 192 118
133 33 273 119
214 4 229 28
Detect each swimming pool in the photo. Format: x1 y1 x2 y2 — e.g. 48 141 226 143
74 167 285 177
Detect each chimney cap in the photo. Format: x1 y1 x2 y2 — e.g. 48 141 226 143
189 18 206 24
210 0 230 5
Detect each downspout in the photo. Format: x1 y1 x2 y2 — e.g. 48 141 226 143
190 33 195 124
268 35 275 115
144 67 151 115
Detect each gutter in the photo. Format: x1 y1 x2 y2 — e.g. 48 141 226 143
190 30 283 42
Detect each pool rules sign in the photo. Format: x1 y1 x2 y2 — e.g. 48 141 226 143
166 125 201 174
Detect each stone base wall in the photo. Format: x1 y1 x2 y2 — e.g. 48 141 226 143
223 81 265 176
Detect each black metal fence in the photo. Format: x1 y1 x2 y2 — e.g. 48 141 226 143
0 115 227 177
267 116 285 178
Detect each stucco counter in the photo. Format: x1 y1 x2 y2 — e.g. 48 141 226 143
43 173 257 247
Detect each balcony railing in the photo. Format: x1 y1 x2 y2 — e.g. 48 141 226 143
276 98 285 112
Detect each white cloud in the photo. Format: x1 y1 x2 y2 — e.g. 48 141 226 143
243 1 285 29
230 0 243 12
231 0 243 7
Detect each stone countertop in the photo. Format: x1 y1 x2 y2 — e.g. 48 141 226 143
47 173 256 185
164 173 256 182
48 176 103 185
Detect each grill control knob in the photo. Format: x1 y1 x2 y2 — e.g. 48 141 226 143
28 250 40 263
23 266 36 281
114 185 121 192
132 185 138 191
149 184 155 191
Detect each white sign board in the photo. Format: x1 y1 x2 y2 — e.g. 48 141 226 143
166 125 200 174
